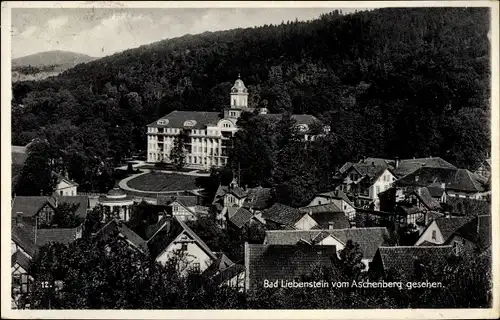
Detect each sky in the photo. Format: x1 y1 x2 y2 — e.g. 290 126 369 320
11 7 367 59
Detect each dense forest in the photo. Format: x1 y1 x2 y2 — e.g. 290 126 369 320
12 8 491 193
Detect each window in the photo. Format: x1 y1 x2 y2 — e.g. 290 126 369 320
453 241 462 255
431 230 437 240
60 191 63 196
192 262 200 272
173 206 179 212
318 200 322 205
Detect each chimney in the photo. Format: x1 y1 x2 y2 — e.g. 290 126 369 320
395 157 400 169
476 215 480 234
424 212 429 226
245 184 248 191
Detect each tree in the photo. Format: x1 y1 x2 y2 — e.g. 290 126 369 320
46 203 83 229
170 130 188 170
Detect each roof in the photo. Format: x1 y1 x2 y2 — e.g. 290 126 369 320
245 243 337 291
394 157 457 177
395 167 458 188
12 251 31 270
301 202 342 213
317 190 355 208
158 194 198 207
433 216 475 241
95 219 149 254
309 212 350 229
242 187 273 210
56 195 89 219
349 163 389 182
212 185 229 204
147 110 222 129
414 187 442 210
211 263 245 285
374 245 454 279
203 252 235 279
453 215 491 251
262 203 305 227
53 171 78 187
11 225 39 258
417 241 438 247
228 186 247 199
229 207 254 229
264 227 391 259
445 197 491 216
447 169 489 192
146 216 216 260
12 196 54 218
260 113 319 126
339 162 353 174
397 204 423 216
427 185 445 198
35 228 79 247
415 211 443 226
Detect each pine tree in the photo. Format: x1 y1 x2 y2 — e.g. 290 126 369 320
170 130 188 170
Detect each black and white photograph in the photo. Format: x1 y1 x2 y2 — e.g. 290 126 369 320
1 1 499 318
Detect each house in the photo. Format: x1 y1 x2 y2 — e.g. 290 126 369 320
298 203 351 229
358 157 457 178
94 219 149 255
53 171 79 196
338 163 397 210
474 158 491 179
147 215 217 274
415 216 474 246
306 190 356 220
262 203 318 230
157 193 209 222
446 169 490 200
11 251 34 309
146 76 326 168
445 215 491 255
228 206 260 229
369 245 455 280
203 252 245 292
263 227 392 270
244 242 337 292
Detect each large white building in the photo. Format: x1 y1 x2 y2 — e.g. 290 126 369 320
147 76 324 169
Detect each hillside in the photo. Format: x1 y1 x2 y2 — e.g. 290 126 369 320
12 50 95 82
11 8 490 182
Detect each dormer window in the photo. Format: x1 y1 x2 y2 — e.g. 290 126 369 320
183 120 197 127
223 123 231 128
157 119 169 125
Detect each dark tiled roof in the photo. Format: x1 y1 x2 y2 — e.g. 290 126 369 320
300 202 342 213
11 225 39 258
395 167 457 188
264 227 390 260
447 169 489 192
454 215 491 251
229 187 247 199
36 228 79 247
375 245 454 279
394 157 457 177
95 219 149 254
318 190 355 208
351 163 388 180
246 244 337 291
359 158 394 168
147 111 222 129
427 185 445 198
12 196 53 218
242 187 273 210
309 212 350 229
415 188 441 210
418 241 438 247
56 195 89 219
229 207 254 229
434 216 475 241
339 162 353 174
12 251 31 270
260 113 319 126
262 203 305 226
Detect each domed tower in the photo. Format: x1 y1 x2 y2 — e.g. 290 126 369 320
230 74 248 108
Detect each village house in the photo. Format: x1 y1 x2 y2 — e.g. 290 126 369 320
445 215 491 256
337 162 397 210
369 245 455 280
305 190 356 221
298 203 351 229
474 157 491 179
244 242 337 292
94 219 149 255
146 215 218 274
263 227 392 270
262 203 318 230
52 171 79 196
158 193 209 222
146 76 326 169
414 215 474 246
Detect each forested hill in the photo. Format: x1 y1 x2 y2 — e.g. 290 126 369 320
12 7 490 170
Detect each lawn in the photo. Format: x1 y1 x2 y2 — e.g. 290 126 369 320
126 172 200 192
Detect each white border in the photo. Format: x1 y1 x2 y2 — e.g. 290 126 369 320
2 1 499 319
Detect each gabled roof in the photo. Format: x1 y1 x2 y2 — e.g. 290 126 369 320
56 195 89 219
245 243 337 291
453 215 491 251
349 163 388 182
228 186 247 199
95 219 149 254
309 212 350 230
264 227 391 260
395 167 457 188
11 225 39 258
212 185 230 204
374 245 454 279
53 171 79 187
242 187 273 210
447 169 489 193
229 207 254 229
301 202 342 213
262 203 305 227
394 157 457 177
12 196 54 218
317 190 355 208
433 216 475 241
35 228 79 247
12 251 31 270
146 216 216 260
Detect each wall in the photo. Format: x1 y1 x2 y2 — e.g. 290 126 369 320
55 180 77 196
223 193 245 208
294 214 318 230
414 221 445 245
170 201 196 221
156 231 213 274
